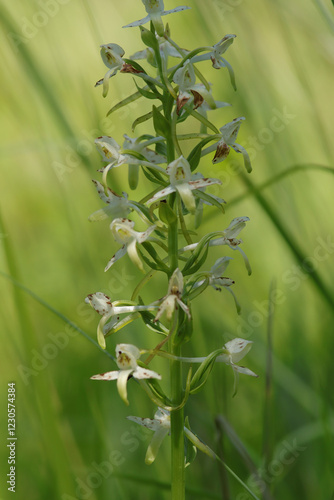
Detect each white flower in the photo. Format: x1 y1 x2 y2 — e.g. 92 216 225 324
88 180 131 222
127 406 215 464
122 134 166 165
216 338 258 377
95 43 125 97
105 218 156 272
95 136 166 186
123 1 190 36
146 156 221 214
173 60 220 114
88 180 153 223
216 338 258 395
191 35 236 90
85 292 158 348
91 344 161 405
131 35 183 66
127 407 170 464
212 118 252 173
155 268 190 322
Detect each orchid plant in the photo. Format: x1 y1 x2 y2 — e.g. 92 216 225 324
85 1 258 498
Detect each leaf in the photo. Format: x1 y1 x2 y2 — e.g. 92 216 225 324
193 190 225 213
141 242 170 272
140 25 159 51
132 111 154 132
107 91 141 117
187 136 218 172
190 349 224 394
133 79 161 101
141 165 167 185
184 416 197 468
182 243 209 277
182 231 222 274
152 105 170 139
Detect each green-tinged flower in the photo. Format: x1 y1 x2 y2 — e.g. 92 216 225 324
91 344 161 405
105 218 157 272
95 136 166 186
88 180 131 221
191 172 226 228
95 43 126 97
212 118 252 173
193 256 241 313
181 217 251 274
123 1 190 36
146 156 221 214
191 35 236 89
155 268 190 322
127 407 216 464
127 408 170 464
173 60 221 114
88 180 152 223
131 35 182 67
216 338 258 378
123 134 166 164
85 292 158 348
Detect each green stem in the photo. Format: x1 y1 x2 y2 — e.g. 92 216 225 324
170 343 185 500
165 103 185 498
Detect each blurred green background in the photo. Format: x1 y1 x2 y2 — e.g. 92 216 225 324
1 0 334 498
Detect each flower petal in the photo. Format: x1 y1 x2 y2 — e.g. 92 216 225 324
176 183 196 213
127 415 161 431
145 427 170 464
133 366 162 380
162 6 191 16
126 238 144 271
104 245 128 272
212 140 230 164
235 246 252 276
123 14 151 28
188 177 222 190
146 185 176 205
90 370 119 381
219 117 245 144
85 292 112 316
176 298 191 319
136 224 157 243
95 136 121 162
233 365 258 377
225 338 253 363
211 256 233 277
224 216 250 238
231 143 252 173
116 369 133 405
